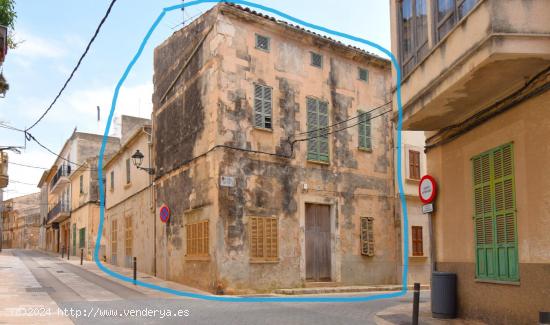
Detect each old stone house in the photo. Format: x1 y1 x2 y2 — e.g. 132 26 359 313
396 131 430 285
42 131 119 255
390 0 550 323
1 192 41 249
68 156 105 260
104 115 155 275
152 3 400 294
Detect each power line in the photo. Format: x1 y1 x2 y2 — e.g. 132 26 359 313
292 100 392 137
292 109 393 143
8 161 48 170
24 0 118 131
9 180 37 186
25 133 88 170
154 108 394 181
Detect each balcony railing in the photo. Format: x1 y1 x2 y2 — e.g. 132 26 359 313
50 165 71 189
47 201 70 223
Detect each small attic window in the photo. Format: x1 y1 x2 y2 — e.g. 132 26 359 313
358 68 369 82
311 52 323 68
255 34 270 52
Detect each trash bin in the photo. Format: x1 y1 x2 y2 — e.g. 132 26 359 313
431 271 457 319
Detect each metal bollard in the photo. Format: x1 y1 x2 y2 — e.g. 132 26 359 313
412 282 420 325
80 248 84 265
541 311 550 324
133 257 137 285
61 246 65 258
67 246 69 260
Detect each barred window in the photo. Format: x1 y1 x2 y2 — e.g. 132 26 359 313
360 217 374 256
358 68 369 82
249 216 278 262
311 52 323 68
255 34 270 51
186 220 209 257
254 84 272 129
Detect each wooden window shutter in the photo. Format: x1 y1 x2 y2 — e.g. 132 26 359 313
358 111 372 150
412 226 423 256
409 150 420 179
249 217 278 261
186 220 209 257
360 217 374 256
254 84 272 129
307 97 329 163
472 143 517 282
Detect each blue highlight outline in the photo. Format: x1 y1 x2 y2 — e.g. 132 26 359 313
94 0 407 303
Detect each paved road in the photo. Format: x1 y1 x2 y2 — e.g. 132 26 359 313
0 249 432 325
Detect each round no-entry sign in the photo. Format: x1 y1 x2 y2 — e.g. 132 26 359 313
419 175 437 204
159 204 170 223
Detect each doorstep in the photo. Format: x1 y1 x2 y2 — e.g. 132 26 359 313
273 283 429 295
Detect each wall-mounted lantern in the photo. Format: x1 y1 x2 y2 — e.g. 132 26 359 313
131 149 155 175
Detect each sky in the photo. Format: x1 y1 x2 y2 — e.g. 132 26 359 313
0 0 391 199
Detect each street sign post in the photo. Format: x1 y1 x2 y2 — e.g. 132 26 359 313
422 203 434 214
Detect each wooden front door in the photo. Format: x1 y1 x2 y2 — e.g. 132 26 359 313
305 204 331 281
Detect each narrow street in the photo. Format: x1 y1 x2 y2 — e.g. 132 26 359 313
0 249 456 325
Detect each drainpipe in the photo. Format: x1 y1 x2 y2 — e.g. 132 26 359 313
142 125 156 277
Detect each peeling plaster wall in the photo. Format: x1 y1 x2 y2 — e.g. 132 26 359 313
153 4 397 293
152 7 221 291
212 9 397 293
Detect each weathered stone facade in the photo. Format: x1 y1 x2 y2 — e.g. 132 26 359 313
1 193 41 249
153 4 398 294
104 117 155 275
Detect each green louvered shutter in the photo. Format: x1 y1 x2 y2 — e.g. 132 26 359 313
254 84 272 129
492 144 518 281
358 110 372 150
473 143 518 282
473 153 495 279
307 97 329 162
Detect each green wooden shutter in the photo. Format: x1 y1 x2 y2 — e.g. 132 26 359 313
72 223 76 255
79 227 85 248
473 143 518 282
318 101 329 162
307 97 329 162
492 144 518 281
473 153 495 279
254 84 272 129
307 98 319 161
358 111 372 150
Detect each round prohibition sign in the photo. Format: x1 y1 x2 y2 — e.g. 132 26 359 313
159 204 170 223
418 175 437 204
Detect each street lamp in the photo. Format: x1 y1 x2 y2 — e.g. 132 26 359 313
131 149 155 175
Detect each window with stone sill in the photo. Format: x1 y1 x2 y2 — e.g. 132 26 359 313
249 216 278 262
186 220 209 257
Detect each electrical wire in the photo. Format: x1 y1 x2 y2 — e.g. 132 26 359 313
292 109 393 143
8 162 48 170
9 180 37 186
24 0 118 131
25 133 90 170
292 100 392 137
154 107 394 181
